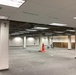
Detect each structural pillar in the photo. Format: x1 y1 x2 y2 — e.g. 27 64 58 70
47 36 50 48
39 35 43 50
68 35 71 50
51 36 54 48
0 20 9 70
75 29 76 58
23 36 26 49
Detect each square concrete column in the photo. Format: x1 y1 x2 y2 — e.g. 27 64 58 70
47 36 50 48
39 35 43 50
39 35 44 50
75 29 76 58
48 36 50 46
23 36 26 49
68 35 71 50
51 36 54 48
0 20 9 70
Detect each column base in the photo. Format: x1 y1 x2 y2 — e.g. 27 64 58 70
75 57 76 59
23 47 26 49
0 68 9 71
68 49 71 50
38 50 45 52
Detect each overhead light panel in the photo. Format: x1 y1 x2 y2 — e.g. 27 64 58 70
33 27 49 30
19 31 29 33
10 33 23 35
54 31 64 33
0 16 8 19
0 0 25 8
73 17 76 19
49 23 67 26
10 33 20 35
26 29 37 32
45 33 53 35
66 29 75 32
10 31 29 35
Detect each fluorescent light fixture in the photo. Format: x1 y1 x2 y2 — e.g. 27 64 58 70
0 16 8 19
45 33 53 35
10 33 20 35
26 29 37 31
66 29 75 32
54 31 64 33
73 17 76 19
19 31 29 33
0 0 25 8
10 31 29 35
10 32 23 35
49 23 67 26
33 27 49 30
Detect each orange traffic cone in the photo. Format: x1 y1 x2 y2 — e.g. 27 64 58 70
41 44 45 52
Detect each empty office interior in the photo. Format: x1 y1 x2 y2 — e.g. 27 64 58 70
1 0 76 75
9 35 75 49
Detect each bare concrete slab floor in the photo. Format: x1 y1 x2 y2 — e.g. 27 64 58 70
0 47 76 75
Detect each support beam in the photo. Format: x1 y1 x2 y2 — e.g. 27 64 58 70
0 20 9 70
23 36 26 49
68 35 71 50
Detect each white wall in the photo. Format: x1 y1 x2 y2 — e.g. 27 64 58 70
34 37 39 45
26 36 52 46
42 36 48 45
9 35 75 47
9 37 23 47
52 35 75 43
26 37 39 46
53 36 68 42
9 36 49 47
71 35 75 42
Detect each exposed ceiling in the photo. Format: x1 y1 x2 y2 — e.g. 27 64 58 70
9 20 75 36
0 0 76 28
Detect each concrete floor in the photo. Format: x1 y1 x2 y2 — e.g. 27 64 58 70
0 47 76 75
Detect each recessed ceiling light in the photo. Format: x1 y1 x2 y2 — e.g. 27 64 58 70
0 0 25 8
33 27 49 30
49 23 67 26
26 29 37 31
0 16 8 19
